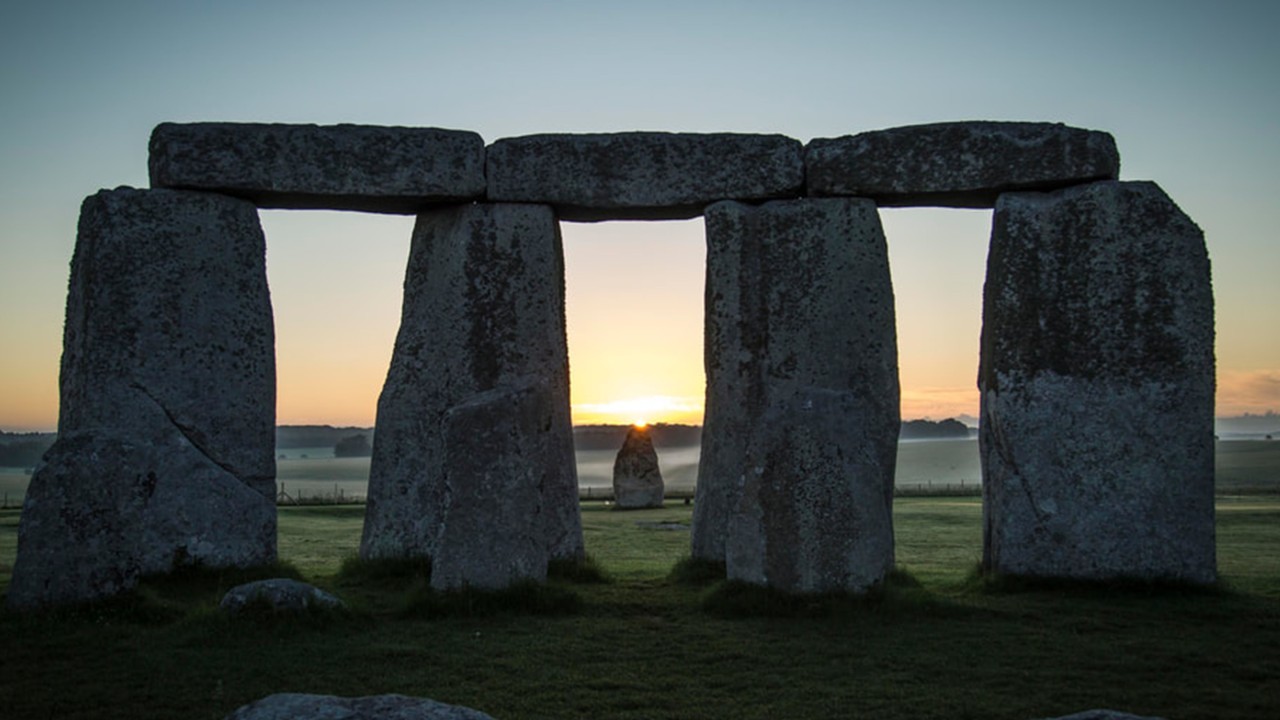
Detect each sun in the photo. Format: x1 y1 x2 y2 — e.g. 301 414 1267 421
571 395 703 426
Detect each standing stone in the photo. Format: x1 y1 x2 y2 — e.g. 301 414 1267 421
807 121 1119 208
361 203 583 573
486 132 804 220
149 122 486 213
430 382 556 591
224 693 497 720
980 180 1215 584
694 198 899 593
8 188 276 609
612 425 665 509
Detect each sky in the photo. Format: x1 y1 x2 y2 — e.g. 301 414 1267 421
1 0 1277 431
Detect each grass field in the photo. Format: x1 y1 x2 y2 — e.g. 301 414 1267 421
1 497 1277 719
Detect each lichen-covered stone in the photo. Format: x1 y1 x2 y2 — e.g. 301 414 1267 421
224 693 497 720
8 188 276 609
980 180 1215 584
220 578 344 614
149 122 486 213
430 382 556 591
807 121 1119 208
486 132 804 221
361 203 582 567
612 425 665 509
694 198 899 593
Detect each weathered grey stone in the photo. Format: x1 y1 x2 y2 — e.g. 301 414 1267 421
220 578 344 614
150 122 486 213
612 425 664 509
430 382 556 591
486 132 804 221
224 693 497 720
980 180 1215 584
361 203 583 567
8 188 276 609
807 121 1119 208
693 198 899 593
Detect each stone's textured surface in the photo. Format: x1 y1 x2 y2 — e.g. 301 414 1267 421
361 203 583 567
430 382 556 591
8 188 276 609
486 132 804 221
612 425 665 509
10 430 277 609
693 198 899 593
220 579 344 614
980 180 1215 584
728 389 896 593
806 121 1119 208
150 123 486 213
224 693 497 720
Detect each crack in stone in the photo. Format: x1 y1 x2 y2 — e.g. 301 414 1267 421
130 382 246 486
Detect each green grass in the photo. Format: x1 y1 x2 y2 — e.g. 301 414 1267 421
1 499 1278 719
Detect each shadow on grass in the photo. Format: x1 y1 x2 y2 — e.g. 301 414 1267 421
697 567 974 619
335 554 597 618
668 556 726 586
4 561 313 625
962 563 1227 598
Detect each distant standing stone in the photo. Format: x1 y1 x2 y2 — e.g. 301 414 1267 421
8 187 276 610
980 180 1215 584
613 425 665 509
806 121 1119 208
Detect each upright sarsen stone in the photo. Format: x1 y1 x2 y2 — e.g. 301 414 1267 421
980 180 1215 584
486 132 804 221
361 203 583 570
150 123 486 213
694 198 899 593
9 188 276 609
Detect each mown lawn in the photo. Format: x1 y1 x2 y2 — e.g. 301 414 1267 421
0 498 1277 720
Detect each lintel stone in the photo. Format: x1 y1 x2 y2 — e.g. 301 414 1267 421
149 123 486 213
806 121 1119 208
486 132 804 221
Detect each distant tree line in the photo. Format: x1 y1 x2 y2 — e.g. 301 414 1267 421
0 432 56 468
334 434 372 458
900 418 972 440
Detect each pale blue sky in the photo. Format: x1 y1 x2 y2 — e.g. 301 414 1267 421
2 1 1277 430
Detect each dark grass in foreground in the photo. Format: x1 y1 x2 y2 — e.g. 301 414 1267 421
0 499 1277 719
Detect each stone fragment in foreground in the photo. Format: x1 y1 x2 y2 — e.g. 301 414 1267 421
361 203 583 569
806 121 1119 207
486 132 804 220
8 188 276 609
220 579 345 615
224 693 497 720
980 180 1215 584
695 198 899 593
612 425 665 509
150 122 486 213
430 383 557 591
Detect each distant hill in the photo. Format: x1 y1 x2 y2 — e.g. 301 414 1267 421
276 425 375 449
1216 413 1280 439
900 418 973 440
